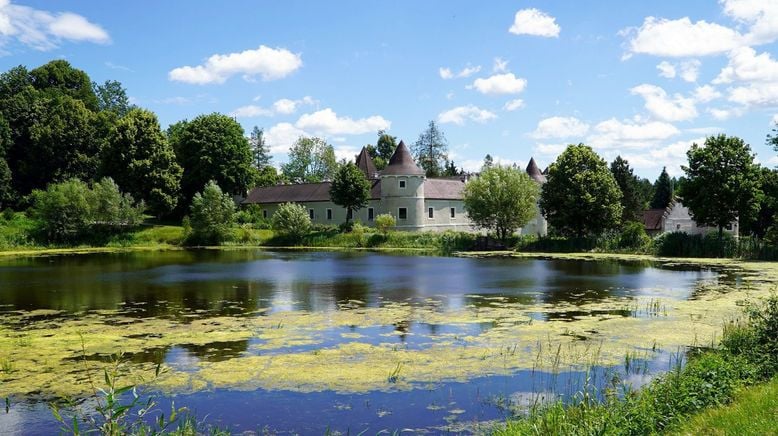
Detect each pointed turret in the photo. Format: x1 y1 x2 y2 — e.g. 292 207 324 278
526 158 546 183
355 147 378 179
381 141 425 176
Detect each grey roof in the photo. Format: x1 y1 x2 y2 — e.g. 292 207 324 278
425 178 465 200
381 141 425 176
355 147 378 179
526 158 547 183
244 180 381 204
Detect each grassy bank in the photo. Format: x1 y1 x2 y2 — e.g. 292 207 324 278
495 293 778 436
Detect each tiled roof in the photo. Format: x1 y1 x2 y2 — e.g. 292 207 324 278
643 209 665 231
355 147 378 179
244 180 381 204
381 141 425 176
425 178 465 200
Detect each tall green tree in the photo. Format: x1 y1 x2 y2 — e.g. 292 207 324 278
679 135 762 237
249 126 272 169
0 114 12 207
281 136 337 183
539 144 623 237
412 120 448 177
29 60 98 111
650 167 674 209
443 160 461 176
741 167 778 238
767 121 778 154
610 156 644 223
94 80 132 116
104 109 182 216
463 165 540 241
188 181 236 245
169 113 254 210
329 162 371 224
483 154 494 170
374 130 397 170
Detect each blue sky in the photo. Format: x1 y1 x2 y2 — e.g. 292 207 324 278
1 0 777 178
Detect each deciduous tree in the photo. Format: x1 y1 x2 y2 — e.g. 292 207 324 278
329 162 371 224
188 181 236 245
95 80 132 116
281 136 337 183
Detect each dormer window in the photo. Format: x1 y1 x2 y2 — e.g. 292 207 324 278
399 180 406 189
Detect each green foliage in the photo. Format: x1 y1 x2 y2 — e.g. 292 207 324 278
463 165 539 241
329 162 371 224
91 178 145 227
540 144 623 237
29 60 98 111
412 120 448 177
169 113 254 212
249 125 272 169
650 167 674 209
94 80 132 116
375 213 396 236
104 109 182 217
252 165 279 188
187 181 236 245
375 130 397 170
0 114 12 207
721 294 778 379
271 202 312 242
679 135 762 236
618 221 651 250
280 136 338 183
610 156 645 223
741 167 778 238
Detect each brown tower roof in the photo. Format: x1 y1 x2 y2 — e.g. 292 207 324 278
526 157 546 183
355 147 378 179
381 140 425 176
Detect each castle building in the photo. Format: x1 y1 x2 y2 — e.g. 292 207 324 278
244 141 548 235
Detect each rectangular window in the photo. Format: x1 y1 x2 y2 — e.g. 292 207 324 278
368 208 374 221
308 209 314 220
399 180 406 189
326 209 332 220
450 207 456 218
428 207 434 219
398 208 407 220
262 209 268 219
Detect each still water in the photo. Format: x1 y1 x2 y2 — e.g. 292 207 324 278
0 250 731 434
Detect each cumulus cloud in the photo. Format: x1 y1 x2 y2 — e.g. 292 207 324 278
264 122 310 154
656 60 700 82
623 16 743 58
0 1 109 51
272 96 316 115
230 105 274 118
692 85 722 103
169 45 302 85
231 96 316 118
588 118 680 149
509 8 560 37
620 137 704 176
470 73 527 95
439 64 481 80
438 105 497 125
630 84 698 122
503 99 525 111
531 116 590 139
721 0 778 45
295 108 390 135
708 107 746 120
714 46 778 84
657 61 676 78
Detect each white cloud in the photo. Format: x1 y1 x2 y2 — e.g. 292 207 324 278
509 8 560 38
588 118 680 149
726 83 778 107
470 73 527 95
295 108 390 135
264 122 310 154
621 137 704 176
169 45 302 85
230 104 273 118
714 46 778 84
231 96 316 118
623 16 743 58
493 57 509 73
531 116 590 139
438 105 497 125
439 64 481 79
679 59 701 82
657 61 676 78
533 143 568 158
772 114 778 125
503 99 525 111
721 0 778 45
708 107 746 120
0 1 109 51
630 84 698 122
692 85 722 103
272 96 316 115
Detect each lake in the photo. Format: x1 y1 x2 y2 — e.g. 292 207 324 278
0 250 744 434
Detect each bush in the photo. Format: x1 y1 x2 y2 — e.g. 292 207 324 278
188 181 236 245
2 208 14 221
374 213 396 236
91 178 144 228
618 221 651 250
271 202 311 242
234 204 267 228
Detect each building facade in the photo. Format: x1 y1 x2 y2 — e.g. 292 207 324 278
643 199 738 237
244 141 548 235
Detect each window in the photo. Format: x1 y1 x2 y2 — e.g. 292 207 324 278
398 208 407 220
428 207 434 219
368 208 374 221
450 207 456 218
326 209 332 220
399 180 406 189
308 209 314 220
676 224 681 230
262 209 268 219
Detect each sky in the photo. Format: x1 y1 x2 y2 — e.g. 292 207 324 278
1 0 777 179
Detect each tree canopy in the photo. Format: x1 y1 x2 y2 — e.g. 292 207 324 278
610 156 645 223
281 136 338 183
539 144 623 237
329 162 371 224
412 120 448 177
650 167 674 209
463 165 539 241
679 134 762 236
188 181 236 245
250 126 272 169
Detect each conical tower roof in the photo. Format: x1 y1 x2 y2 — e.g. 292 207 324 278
526 157 546 183
381 141 425 176
355 146 378 179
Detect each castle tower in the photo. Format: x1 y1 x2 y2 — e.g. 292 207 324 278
524 157 548 236
380 141 425 230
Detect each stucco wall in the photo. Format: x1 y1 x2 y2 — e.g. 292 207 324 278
662 202 738 236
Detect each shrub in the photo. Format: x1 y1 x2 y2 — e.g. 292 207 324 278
91 178 144 227
618 221 651 250
29 179 95 242
375 213 396 236
234 204 266 227
271 202 311 242
188 181 236 245
2 208 14 221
